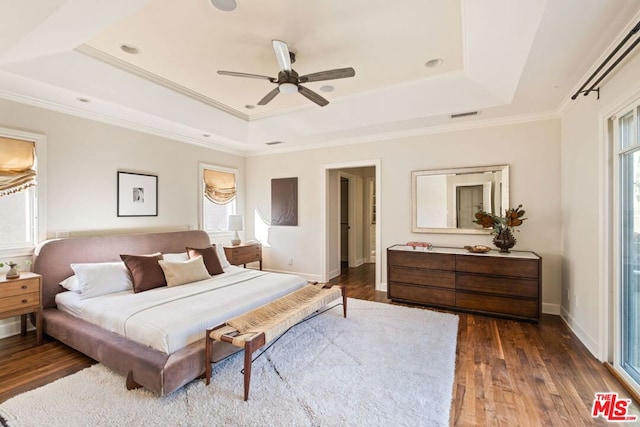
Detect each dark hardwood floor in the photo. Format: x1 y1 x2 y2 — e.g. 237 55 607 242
1 263 638 426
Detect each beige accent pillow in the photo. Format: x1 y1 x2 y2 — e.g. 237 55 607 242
158 256 211 287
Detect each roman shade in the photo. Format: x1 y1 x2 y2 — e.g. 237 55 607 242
0 136 36 197
203 169 236 204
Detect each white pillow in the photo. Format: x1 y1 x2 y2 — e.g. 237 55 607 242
162 252 190 262
60 275 81 293
71 261 133 299
214 243 230 269
158 256 211 287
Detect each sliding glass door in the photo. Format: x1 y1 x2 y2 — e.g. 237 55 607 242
616 101 640 389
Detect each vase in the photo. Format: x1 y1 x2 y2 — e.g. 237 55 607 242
493 228 516 253
5 265 19 279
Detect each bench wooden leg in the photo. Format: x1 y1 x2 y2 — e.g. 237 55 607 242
341 285 347 318
243 332 266 401
205 324 227 386
205 328 213 385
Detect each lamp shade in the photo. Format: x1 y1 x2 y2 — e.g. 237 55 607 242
228 215 243 231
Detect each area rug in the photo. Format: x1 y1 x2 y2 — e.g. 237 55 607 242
0 298 458 427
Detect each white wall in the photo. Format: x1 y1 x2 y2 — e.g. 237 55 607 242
246 119 562 313
560 39 640 359
0 98 245 337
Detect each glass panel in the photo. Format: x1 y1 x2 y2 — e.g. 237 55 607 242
620 111 635 150
620 148 640 384
0 188 33 248
203 198 236 232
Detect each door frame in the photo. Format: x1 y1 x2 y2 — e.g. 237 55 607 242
321 159 382 290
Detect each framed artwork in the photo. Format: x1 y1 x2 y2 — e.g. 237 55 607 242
117 171 158 217
271 177 298 226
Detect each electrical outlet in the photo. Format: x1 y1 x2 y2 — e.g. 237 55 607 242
288 258 293 265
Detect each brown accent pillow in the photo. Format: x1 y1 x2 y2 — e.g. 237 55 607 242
187 245 224 275
120 253 166 293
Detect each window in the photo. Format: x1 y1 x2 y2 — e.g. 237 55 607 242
199 163 237 233
613 100 640 394
0 129 45 255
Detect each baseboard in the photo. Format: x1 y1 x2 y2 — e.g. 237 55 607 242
560 306 601 360
378 281 387 292
353 258 365 268
542 302 561 315
0 317 31 339
328 268 341 281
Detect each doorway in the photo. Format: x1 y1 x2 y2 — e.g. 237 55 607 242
340 177 349 264
322 160 381 291
456 185 483 228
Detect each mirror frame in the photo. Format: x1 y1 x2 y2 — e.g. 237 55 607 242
411 164 509 234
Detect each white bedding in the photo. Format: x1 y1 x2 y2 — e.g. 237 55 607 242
55 266 307 354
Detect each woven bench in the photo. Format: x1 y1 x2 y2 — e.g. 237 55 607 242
204 284 346 400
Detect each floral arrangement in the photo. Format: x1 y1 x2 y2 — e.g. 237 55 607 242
473 204 527 234
0 261 18 269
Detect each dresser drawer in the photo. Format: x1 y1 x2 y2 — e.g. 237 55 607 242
389 266 454 289
389 283 455 306
388 251 454 270
2 278 40 297
456 291 539 319
456 273 538 298
0 292 40 311
455 255 539 279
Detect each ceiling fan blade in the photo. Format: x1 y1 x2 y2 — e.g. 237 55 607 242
217 70 275 82
272 40 292 72
257 87 281 105
298 85 329 107
299 67 355 83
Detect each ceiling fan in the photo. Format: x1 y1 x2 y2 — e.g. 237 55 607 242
217 40 356 107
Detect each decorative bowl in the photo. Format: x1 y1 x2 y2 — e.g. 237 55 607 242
464 245 492 254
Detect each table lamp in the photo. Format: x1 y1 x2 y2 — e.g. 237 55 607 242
228 215 243 246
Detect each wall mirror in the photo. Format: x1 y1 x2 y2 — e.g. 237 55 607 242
411 165 509 234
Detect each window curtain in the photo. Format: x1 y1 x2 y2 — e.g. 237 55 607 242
203 169 236 204
0 137 36 197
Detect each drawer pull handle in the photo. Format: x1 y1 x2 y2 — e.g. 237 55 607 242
21 285 27 290
22 299 28 304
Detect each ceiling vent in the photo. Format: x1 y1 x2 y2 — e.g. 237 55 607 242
265 141 284 146
450 111 479 119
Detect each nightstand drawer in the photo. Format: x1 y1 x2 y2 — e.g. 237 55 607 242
0 291 40 311
224 243 262 269
0 272 43 345
2 278 40 297
232 248 261 264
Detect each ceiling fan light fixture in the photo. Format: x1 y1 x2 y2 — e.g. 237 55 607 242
278 82 298 94
210 0 237 12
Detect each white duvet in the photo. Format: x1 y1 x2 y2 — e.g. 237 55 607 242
55 266 307 354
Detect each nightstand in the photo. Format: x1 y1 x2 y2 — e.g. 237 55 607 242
0 272 43 345
224 242 262 270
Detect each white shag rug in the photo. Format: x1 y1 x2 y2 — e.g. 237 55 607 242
0 298 458 427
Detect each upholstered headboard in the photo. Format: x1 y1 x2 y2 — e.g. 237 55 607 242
32 230 211 309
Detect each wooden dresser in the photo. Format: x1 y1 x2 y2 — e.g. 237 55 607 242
0 272 43 344
387 245 541 321
224 242 262 270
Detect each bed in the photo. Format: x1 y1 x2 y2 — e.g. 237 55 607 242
32 230 307 396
